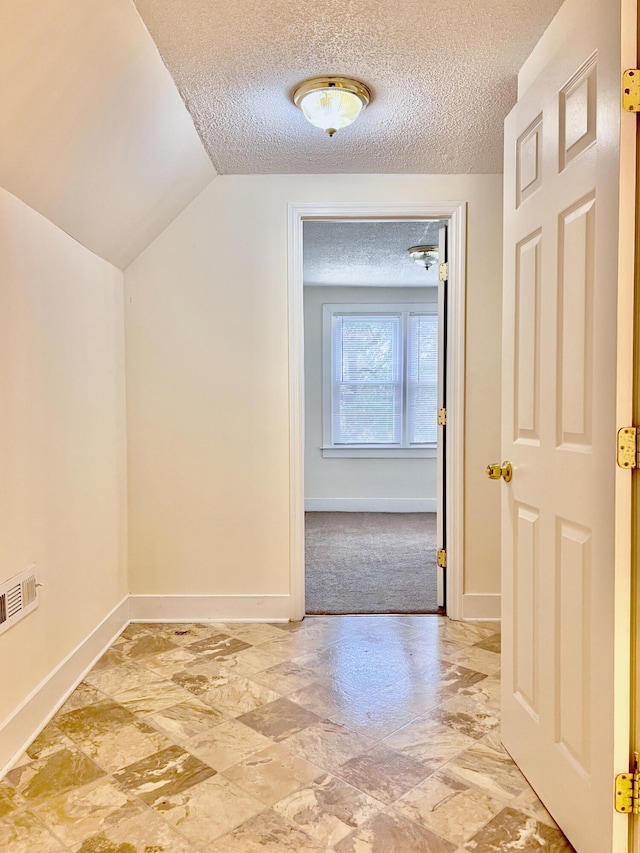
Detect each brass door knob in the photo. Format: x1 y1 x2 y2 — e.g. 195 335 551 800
486 461 513 482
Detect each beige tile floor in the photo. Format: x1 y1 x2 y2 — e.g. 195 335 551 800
0 616 576 852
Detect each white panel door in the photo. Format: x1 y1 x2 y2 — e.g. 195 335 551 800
501 0 636 850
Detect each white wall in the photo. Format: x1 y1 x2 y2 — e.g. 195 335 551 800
304 285 437 510
125 173 503 606
0 187 128 746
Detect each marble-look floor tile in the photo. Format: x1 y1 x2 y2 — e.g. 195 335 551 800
79 721 172 773
215 645 284 675
146 697 228 743
273 772 383 847
224 622 288 645
152 622 229 646
0 810 69 852
464 806 576 851
112 633 178 660
84 661 159 696
456 673 501 709
294 641 408 697
394 770 504 845
222 742 321 805
334 808 457 853
55 699 137 741
442 645 502 677
111 676 197 716
363 674 447 716
206 807 326 853
250 659 320 694
444 740 532 801
473 632 501 653
383 716 475 773
0 779 24 818
426 693 501 740
90 648 126 673
256 630 335 659
285 719 375 774
237 697 322 742
58 683 105 714
119 623 153 640
113 744 216 806
30 777 142 848
154 774 265 846
186 632 251 659
8 747 105 804
289 678 365 720
336 743 431 804
4 616 577 853
17 722 75 763
142 647 200 678
55 700 172 771
329 692 420 740
73 808 199 853
172 666 280 715
182 718 273 771
409 657 490 692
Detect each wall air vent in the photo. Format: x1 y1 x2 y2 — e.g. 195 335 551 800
0 565 39 636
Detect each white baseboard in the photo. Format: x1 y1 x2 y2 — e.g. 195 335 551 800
462 593 501 621
0 596 130 779
129 594 291 623
304 498 436 513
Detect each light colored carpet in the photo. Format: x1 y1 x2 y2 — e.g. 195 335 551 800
304 511 439 614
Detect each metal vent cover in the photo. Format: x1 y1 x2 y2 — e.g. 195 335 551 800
0 565 39 636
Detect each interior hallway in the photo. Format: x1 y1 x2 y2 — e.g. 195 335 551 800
0 617 573 852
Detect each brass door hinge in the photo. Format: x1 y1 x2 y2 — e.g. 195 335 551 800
616 427 639 469
437 549 447 568
438 408 447 426
623 70 640 112
439 262 448 281
615 752 640 814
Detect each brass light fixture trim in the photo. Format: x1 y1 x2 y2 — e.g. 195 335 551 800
292 76 371 137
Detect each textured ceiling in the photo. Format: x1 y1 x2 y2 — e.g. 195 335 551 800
133 0 564 175
303 220 444 287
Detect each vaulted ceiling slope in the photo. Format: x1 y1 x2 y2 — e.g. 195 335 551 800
133 0 564 175
0 0 216 268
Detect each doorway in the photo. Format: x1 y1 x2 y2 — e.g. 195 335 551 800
302 219 443 614
287 202 467 621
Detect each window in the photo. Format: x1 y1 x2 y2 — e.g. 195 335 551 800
322 303 438 457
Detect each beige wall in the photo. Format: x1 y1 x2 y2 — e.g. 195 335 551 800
0 187 128 726
125 173 503 601
304 285 437 506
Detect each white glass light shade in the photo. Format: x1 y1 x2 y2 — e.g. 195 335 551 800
293 77 371 136
408 245 438 270
299 89 363 134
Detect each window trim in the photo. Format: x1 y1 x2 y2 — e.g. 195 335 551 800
321 302 438 458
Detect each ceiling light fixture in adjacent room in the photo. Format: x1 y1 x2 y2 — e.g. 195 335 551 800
292 77 371 137
407 245 439 271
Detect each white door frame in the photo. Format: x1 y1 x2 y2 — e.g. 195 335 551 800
287 201 467 620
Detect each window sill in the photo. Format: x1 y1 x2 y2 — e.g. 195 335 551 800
321 446 436 458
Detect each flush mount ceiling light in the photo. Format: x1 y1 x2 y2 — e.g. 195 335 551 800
292 76 371 137
408 245 439 271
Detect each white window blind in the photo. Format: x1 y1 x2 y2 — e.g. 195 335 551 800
332 315 402 445
325 304 438 452
408 313 438 445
